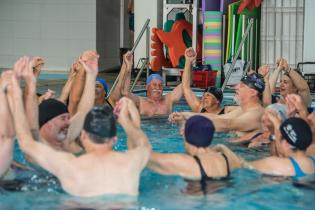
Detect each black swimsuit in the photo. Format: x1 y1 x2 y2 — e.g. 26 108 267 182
200 107 225 114
193 154 230 194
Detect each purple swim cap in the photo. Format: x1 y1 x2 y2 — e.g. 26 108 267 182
184 116 215 147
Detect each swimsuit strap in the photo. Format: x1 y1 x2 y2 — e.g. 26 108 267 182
308 155 315 166
221 153 230 177
218 108 225 115
200 108 207 113
193 156 208 179
288 157 306 178
193 156 208 195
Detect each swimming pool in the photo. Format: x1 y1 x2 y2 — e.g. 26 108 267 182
1 92 315 209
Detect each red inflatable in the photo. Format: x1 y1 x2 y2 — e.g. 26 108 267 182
150 19 202 71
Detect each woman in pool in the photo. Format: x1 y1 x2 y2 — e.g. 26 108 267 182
245 113 315 178
182 48 225 115
148 115 242 194
268 58 311 107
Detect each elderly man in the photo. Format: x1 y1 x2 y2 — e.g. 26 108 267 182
6 60 151 197
170 72 265 137
11 53 97 154
122 69 183 116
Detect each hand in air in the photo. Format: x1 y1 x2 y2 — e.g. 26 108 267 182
31 56 45 77
123 51 133 70
184 47 197 64
13 56 37 84
258 65 270 79
285 94 304 117
79 51 99 75
168 112 185 124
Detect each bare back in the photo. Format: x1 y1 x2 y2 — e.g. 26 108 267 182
60 148 148 197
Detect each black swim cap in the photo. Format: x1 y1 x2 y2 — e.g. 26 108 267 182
204 86 223 103
241 73 265 94
39 99 69 128
83 105 116 143
280 117 312 150
184 116 215 147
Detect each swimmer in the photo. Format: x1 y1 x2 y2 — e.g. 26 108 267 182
182 48 225 114
169 73 265 137
148 116 243 194
7 68 151 197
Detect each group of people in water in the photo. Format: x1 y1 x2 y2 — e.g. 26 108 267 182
0 47 314 197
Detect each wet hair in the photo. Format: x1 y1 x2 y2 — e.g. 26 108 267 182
83 105 116 144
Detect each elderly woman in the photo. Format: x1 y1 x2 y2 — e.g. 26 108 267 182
269 58 311 107
246 114 315 178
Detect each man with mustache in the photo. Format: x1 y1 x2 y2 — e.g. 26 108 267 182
122 73 183 117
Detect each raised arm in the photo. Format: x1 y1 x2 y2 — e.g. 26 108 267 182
286 68 311 107
58 64 77 104
5 69 76 179
107 51 134 107
182 48 201 112
68 60 85 116
119 53 141 108
66 52 99 145
285 94 308 121
115 97 151 167
31 56 44 79
266 110 286 157
259 65 272 106
0 72 15 178
269 58 286 93
14 57 40 140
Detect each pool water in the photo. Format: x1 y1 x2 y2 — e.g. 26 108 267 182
1 95 315 210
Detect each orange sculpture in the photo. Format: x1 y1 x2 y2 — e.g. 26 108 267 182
150 19 202 71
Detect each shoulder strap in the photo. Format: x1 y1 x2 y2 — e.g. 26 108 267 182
221 153 230 177
193 156 208 179
308 156 315 165
288 157 306 178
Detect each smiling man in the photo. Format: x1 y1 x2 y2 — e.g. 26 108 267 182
122 73 183 117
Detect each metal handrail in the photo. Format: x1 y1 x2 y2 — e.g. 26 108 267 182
221 18 254 91
106 19 150 99
130 58 148 91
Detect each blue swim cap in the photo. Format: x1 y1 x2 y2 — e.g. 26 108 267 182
96 77 108 93
146 74 163 85
184 116 215 147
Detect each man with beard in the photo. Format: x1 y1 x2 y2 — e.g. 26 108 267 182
13 52 98 154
